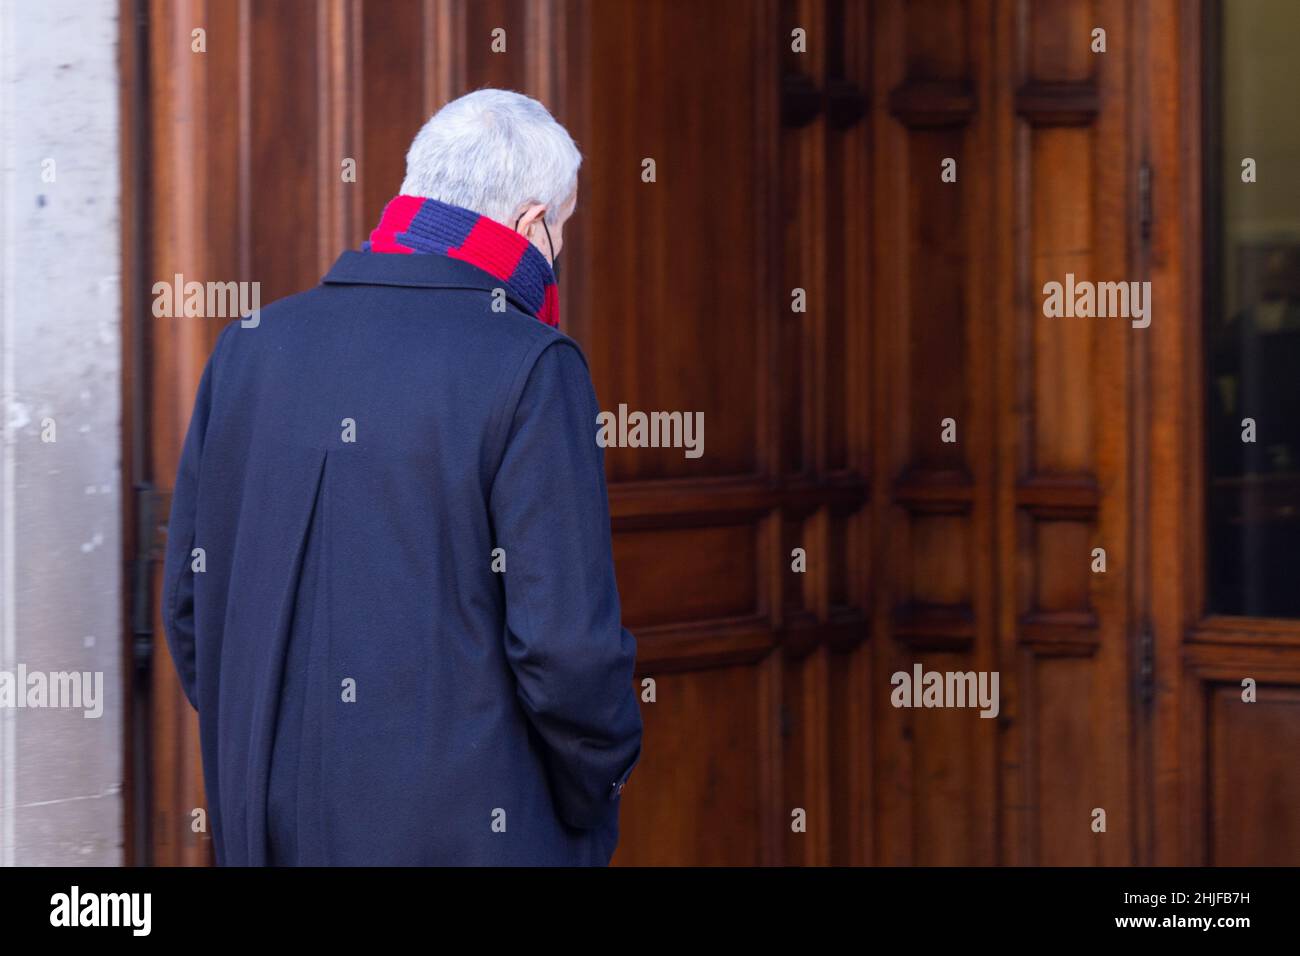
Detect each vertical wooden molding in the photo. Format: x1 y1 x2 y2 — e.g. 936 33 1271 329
526 0 552 102
802 647 832 865
757 0 782 479
757 651 783 866
147 0 213 866
317 0 362 263
119 0 144 866
994 0 1030 866
316 1 334 275
869 0 911 865
236 0 251 292
968 0 1001 869
1147 0 1202 868
424 0 458 114
799 0 827 476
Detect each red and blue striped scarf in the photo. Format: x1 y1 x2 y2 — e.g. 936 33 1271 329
366 194 560 327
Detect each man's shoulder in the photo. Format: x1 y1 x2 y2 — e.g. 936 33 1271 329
207 277 586 389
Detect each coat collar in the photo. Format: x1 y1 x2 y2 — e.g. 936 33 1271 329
322 250 537 317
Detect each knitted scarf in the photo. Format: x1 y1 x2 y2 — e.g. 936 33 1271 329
366 195 559 327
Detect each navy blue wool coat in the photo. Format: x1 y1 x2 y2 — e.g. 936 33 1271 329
161 250 643 866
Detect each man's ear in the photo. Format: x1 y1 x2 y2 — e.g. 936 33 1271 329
514 202 548 236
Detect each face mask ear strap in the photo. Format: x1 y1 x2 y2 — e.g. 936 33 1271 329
541 219 556 265
514 209 557 269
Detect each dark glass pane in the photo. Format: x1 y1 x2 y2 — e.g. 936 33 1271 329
1204 0 1300 617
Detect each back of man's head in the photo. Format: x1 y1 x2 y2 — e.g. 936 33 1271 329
399 88 582 226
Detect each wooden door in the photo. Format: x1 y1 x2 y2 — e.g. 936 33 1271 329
839 0 1141 865
130 0 823 865
566 0 823 865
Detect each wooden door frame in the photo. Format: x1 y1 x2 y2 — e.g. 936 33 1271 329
1146 0 1300 866
1145 0 1216 869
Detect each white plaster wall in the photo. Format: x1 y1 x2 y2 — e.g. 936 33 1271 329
0 0 123 865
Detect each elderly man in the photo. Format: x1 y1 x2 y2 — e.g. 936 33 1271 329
161 89 643 866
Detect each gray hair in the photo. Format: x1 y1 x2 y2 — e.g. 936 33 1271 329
399 88 581 225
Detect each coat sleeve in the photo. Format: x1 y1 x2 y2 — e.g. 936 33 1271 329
160 337 220 711
488 339 643 830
